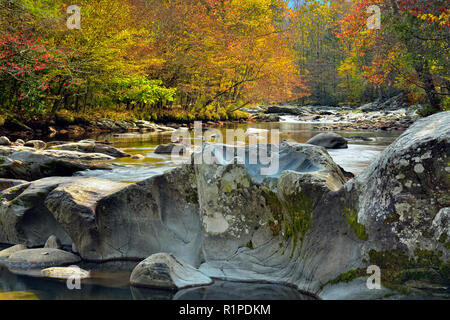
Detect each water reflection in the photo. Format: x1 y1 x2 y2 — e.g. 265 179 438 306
0 262 313 300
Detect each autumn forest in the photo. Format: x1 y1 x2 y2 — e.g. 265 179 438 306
0 0 449 125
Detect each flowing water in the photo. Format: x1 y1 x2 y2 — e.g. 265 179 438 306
0 118 406 300
76 118 402 182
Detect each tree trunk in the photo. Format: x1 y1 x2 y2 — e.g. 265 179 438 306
415 61 441 113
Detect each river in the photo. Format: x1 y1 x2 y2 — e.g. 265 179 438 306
0 118 405 300
75 118 402 183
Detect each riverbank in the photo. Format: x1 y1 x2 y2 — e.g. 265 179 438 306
0 98 424 140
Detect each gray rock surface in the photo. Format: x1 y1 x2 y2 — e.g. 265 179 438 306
45 168 202 264
130 253 213 290
349 111 450 258
306 133 348 149
0 146 113 180
0 177 76 247
8 248 81 269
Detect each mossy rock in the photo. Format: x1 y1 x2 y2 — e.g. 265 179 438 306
263 189 313 258
342 206 368 241
368 249 450 288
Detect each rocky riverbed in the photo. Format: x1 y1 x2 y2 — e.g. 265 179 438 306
247 102 420 132
0 111 449 300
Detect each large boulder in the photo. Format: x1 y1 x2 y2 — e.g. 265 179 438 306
8 248 81 269
326 111 450 294
306 133 348 149
195 142 346 268
348 112 449 257
0 177 76 247
45 167 202 265
130 253 213 290
195 113 449 298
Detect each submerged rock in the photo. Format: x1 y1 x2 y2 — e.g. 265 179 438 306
130 253 213 290
132 154 145 160
8 248 81 269
306 133 348 149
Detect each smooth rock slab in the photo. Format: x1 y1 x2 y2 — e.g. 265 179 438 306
8 248 81 269
130 253 213 290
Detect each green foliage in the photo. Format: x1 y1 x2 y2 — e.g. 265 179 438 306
114 77 176 107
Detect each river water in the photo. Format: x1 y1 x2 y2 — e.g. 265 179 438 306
0 118 405 300
76 118 402 182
